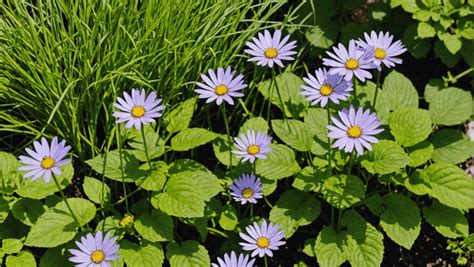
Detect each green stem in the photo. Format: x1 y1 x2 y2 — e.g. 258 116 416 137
207 227 228 238
346 150 355 176
372 69 381 107
238 98 252 118
250 203 253 218
327 105 332 176
141 126 153 170
445 67 474 85
266 72 275 121
116 126 129 212
272 68 287 119
352 77 358 106
221 104 233 176
264 255 268 267
52 173 83 230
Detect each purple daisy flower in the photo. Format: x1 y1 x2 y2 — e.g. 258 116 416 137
239 220 286 258
230 173 263 205
113 88 165 130
356 31 407 69
17 137 71 183
322 40 376 82
244 29 297 68
300 67 353 107
212 251 255 267
69 231 120 267
195 66 247 105
327 105 383 155
232 130 272 164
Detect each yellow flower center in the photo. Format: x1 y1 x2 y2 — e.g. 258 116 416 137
90 250 105 264
247 144 260 155
119 213 134 227
345 58 359 70
374 48 386 59
40 157 55 169
257 237 270 248
320 84 333 96
264 48 278 59
347 126 362 138
131 106 146 118
242 188 254 198
214 84 229 96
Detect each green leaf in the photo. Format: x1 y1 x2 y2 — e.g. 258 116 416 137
304 108 328 143
424 79 444 103
269 190 321 238
151 170 221 218
434 40 460 67
170 128 217 151
239 117 269 135
404 170 432 195
461 39 474 67
120 240 164 267
429 87 472 125
127 125 165 161
315 226 346 267
10 198 45 226
257 72 308 118
134 209 174 242
341 210 384 267
164 97 196 133
218 205 238 231
361 140 410 175
292 166 327 193
0 196 9 224
389 108 432 147
423 201 468 238
0 152 22 194
136 161 168 191
25 198 96 247
5 251 36 267
83 176 111 204
303 238 316 257
380 194 421 249
413 9 431 21
407 140 434 167
271 120 312 151
85 150 145 183
321 175 365 209
403 23 431 59
421 163 474 210
458 17 474 39
16 163 73 199
381 70 418 112
364 195 385 216
305 23 338 49
255 144 300 180
212 135 239 167
166 240 210 267
417 22 436 38
443 34 462 54
2 238 23 254
39 243 79 267
430 129 474 164
168 159 210 174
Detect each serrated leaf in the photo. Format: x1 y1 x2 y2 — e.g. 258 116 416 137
166 240 210 267
430 129 474 164
218 205 238 231
403 23 431 59
407 141 434 167
389 108 432 147
5 251 36 267
212 135 239 167
292 166 327 193
239 117 269 135
404 170 432 195
304 108 328 142
364 195 385 216
421 163 474 210
429 87 472 125
16 163 73 199
0 196 9 224
11 198 45 226
303 238 316 257
423 201 468 238
127 125 165 161
361 140 410 175
255 144 300 180
434 40 460 67
134 210 174 242
271 119 312 151
423 79 444 103
170 128 217 151
0 152 22 194
380 194 421 249
270 190 321 238
83 177 111 204
136 161 168 191
120 240 164 267
381 70 418 112
85 150 145 183
443 35 462 54
164 97 196 133
322 175 365 209
315 226 346 267
417 22 436 38
2 238 23 254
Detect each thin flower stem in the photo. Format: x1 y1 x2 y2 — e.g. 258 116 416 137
141 126 153 170
264 255 268 267
207 227 229 238
327 105 332 176
52 173 83 231
238 98 252 118
352 77 358 106
221 104 233 176
266 72 275 122
372 69 382 107
346 150 355 176
272 68 287 120
116 126 129 212
250 203 254 218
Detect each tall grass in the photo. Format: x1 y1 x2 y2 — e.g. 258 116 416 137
0 0 284 161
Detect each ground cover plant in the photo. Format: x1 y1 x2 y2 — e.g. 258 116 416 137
0 0 473 266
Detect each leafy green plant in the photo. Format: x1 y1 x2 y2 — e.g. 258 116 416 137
447 234 474 265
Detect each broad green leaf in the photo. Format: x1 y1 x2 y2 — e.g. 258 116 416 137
421 163 474 210
321 175 365 209
120 240 164 267
381 70 418 112
218 205 238 231
40 243 79 267
304 108 328 142
85 150 145 183
0 152 22 194
303 238 316 257
16 163 73 199
292 166 327 193
83 176 111 204
25 198 96 247
127 125 165 161
0 196 8 223
361 140 410 175
380 194 421 249
417 22 436 38
315 226 346 267
430 129 474 164
170 128 217 151
271 119 312 151
5 251 36 267
364 195 385 216
239 117 269 135
423 79 444 103
407 140 434 167
443 35 462 54
340 22 371 44
434 40 460 67
2 238 23 254
269 190 321 238
461 39 474 67
459 17 474 39
10 198 44 226
255 144 300 180
423 201 468 238
257 72 308 118
134 210 174 242
305 23 338 49
341 211 384 267
413 9 431 21
96 215 121 233
389 108 432 147
429 87 472 125
164 97 196 133
166 240 210 267
136 161 168 191
212 135 239 167
403 23 431 59
168 159 210 175
404 170 432 195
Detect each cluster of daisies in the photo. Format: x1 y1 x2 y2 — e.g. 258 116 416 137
15 29 406 266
